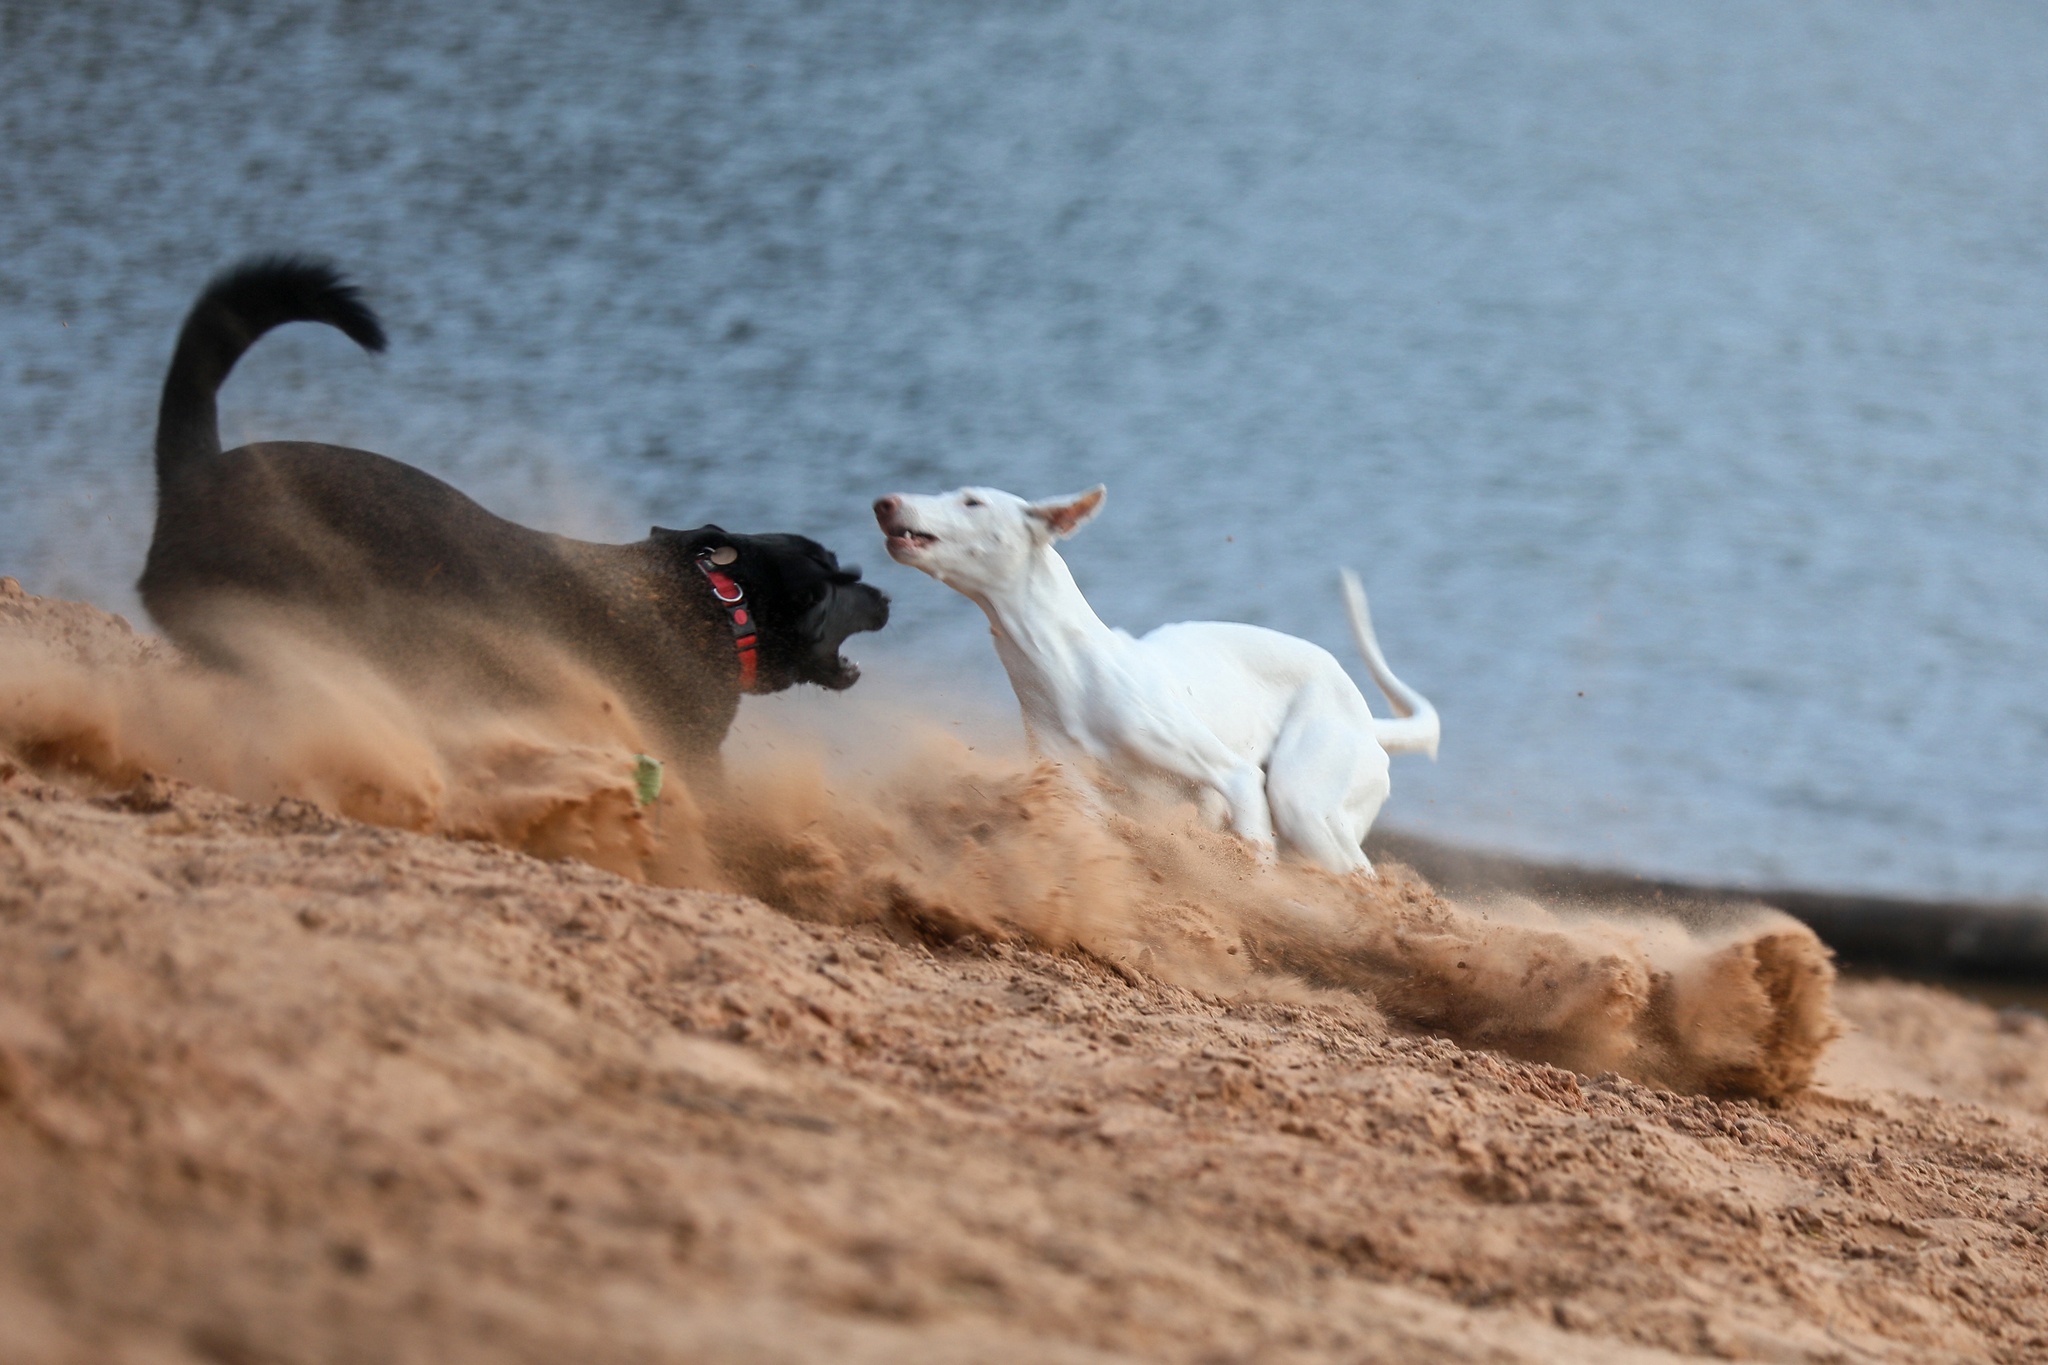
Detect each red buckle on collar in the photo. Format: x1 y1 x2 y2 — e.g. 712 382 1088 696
695 555 760 691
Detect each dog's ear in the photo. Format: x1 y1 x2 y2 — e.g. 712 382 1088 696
1026 485 1106 539
652 525 734 560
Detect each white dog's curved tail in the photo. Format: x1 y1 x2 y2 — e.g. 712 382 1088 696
1339 569 1440 759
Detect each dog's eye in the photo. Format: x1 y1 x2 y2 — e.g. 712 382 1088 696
963 496 984 508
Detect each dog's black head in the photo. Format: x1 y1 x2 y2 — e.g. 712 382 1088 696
654 525 889 692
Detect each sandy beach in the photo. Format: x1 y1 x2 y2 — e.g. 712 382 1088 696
5 580 2047 1363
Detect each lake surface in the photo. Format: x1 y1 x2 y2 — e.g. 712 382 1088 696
4 0 2046 901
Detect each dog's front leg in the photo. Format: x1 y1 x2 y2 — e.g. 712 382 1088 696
1102 713 1276 855
1213 761 1277 853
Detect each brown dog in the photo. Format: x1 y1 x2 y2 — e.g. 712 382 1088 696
139 256 888 766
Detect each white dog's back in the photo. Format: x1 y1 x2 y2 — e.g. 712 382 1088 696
1135 620 1372 757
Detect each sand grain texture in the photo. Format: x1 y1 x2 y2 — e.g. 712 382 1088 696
4 579 2048 1362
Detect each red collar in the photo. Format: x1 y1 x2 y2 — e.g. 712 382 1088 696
694 553 760 692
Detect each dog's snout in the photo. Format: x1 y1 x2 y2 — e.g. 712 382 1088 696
873 495 900 521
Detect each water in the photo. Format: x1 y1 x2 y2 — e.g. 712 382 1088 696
3 0 2046 902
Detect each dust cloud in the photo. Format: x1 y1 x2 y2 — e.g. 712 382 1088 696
0 579 1838 1097
707 705 1840 1098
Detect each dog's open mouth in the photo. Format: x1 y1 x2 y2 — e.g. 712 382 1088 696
799 580 890 691
881 525 938 556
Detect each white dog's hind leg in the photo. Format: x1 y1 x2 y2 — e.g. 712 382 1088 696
1264 714 1389 875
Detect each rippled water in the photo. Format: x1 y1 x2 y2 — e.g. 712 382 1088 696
4 0 2045 899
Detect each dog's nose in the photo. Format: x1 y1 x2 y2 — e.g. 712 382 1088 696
873 495 900 521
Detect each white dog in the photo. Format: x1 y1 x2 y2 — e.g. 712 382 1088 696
873 484 1439 875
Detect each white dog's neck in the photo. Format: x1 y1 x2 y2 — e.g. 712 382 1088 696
955 544 1121 741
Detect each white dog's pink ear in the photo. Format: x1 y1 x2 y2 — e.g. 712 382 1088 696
1027 485 1106 538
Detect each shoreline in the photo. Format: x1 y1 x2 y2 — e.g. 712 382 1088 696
1369 828 2048 984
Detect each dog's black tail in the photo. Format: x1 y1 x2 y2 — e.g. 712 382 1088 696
155 255 387 485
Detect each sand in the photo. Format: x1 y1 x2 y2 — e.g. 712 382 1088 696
4 578 2047 1363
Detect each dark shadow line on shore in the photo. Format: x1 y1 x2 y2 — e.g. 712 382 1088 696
1367 829 2048 986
